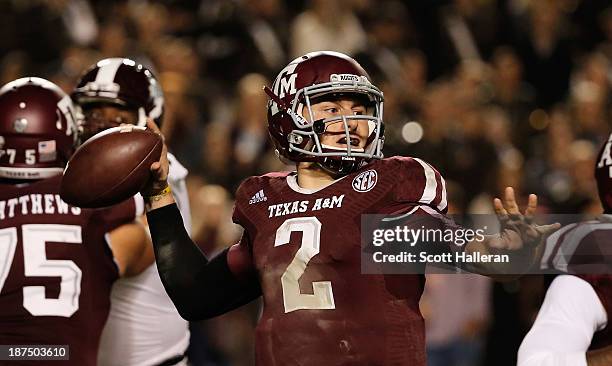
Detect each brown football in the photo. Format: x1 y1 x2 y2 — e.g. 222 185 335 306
60 126 162 208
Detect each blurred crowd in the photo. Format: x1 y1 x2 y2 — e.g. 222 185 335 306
3 0 612 365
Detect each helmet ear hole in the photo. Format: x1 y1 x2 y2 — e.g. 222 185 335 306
287 133 303 144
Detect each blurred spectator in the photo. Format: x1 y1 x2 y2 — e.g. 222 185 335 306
515 0 573 107
189 182 241 255
489 46 536 154
201 121 233 188
568 52 611 143
422 274 491 366
439 0 500 62
354 1 416 87
598 6 612 62
97 19 136 59
160 69 208 170
399 49 429 113
291 0 366 57
231 74 270 174
194 0 289 84
56 0 98 46
0 52 30 86
0 1 69 72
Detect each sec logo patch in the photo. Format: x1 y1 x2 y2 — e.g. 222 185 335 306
352 170 378 192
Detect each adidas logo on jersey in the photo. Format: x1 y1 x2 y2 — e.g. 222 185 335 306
249 189 268 204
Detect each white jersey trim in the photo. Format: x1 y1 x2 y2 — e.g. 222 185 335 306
286 172 347 194
438 174 448 212
540 223 579 270
413 158 437 205
382 206 420 222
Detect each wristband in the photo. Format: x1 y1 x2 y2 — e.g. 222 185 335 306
144 185 172 202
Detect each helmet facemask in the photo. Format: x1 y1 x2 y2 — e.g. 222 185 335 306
77 101 140 143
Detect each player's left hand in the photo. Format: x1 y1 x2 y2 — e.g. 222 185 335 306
487 187 560 250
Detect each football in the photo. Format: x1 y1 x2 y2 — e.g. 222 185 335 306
60 125 163 208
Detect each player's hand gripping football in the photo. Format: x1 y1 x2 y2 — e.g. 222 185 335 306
487 187 560 251
141 119 170 198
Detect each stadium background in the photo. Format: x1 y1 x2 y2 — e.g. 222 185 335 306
2 0 611 365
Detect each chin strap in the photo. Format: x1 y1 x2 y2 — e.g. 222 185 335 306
317 157 361 176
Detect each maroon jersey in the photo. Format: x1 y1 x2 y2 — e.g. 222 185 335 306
540 217 612 350
541 218 612 274
233 156 448 366
0 175 137 366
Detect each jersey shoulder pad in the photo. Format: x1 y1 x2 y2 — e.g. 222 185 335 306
382 156 448 213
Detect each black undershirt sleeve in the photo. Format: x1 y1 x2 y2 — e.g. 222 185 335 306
146 203 262 321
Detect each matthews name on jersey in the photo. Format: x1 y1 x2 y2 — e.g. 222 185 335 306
0 175 138 366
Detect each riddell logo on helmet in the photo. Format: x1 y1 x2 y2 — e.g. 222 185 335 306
352 170 378 192
330 74 369 83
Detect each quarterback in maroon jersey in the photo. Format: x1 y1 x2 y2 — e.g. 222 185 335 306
142 52 557 365
0 78 151 366
519 133 612 366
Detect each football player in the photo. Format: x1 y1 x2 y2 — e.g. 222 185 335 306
518 133 612 366
71 58 192 366
0 78 150 365
142 51 557 365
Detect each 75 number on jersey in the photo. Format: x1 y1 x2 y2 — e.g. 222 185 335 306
0 224 82 317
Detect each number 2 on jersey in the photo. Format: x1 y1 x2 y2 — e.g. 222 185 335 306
275 217 335 313
0 224 82 317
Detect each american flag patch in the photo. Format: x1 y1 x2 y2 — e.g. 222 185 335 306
38 140 57 162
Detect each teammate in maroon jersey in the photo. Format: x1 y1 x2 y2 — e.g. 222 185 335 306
0 78 151 366
518 133 612 366
141 52 557 365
